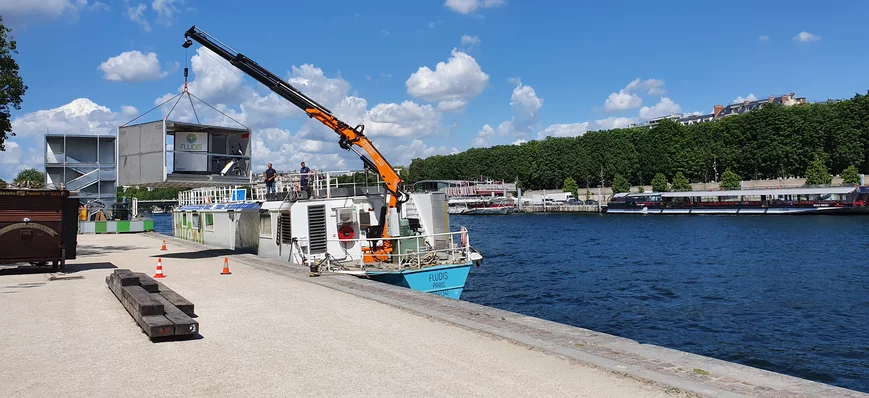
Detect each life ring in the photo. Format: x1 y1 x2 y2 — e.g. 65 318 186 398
460 226 468 248
338 225 355 240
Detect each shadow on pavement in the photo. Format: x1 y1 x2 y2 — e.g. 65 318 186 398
0 262 118 276
77 245 148 256
151 249 235 259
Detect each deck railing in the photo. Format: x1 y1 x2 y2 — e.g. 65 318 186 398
293 230 473 272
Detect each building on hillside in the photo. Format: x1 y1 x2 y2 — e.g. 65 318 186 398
44 133 117 204
630 92 807 129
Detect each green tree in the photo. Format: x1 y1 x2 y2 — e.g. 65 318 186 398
637 185 645 193
0 16 28 151
720 168 741 190
13 168 44 188
804 156 833 186
0 178 6 188
584 189 591 201
671 172 691 191
562 177 579 196
651 173 669 192
841 164 861 185
611 174 630 194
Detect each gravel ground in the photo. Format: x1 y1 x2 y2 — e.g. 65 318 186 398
0 234 677 398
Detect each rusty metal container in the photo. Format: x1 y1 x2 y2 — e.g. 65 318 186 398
0 189 78 270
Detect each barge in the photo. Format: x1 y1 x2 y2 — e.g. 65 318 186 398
607 186 869 215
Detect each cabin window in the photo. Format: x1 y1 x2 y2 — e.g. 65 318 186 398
191 213 200 230
260 213 272 237
204 213 214 231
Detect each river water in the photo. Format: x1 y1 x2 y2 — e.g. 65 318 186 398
151 213 869 392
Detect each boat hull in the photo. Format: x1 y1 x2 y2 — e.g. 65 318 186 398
606 206 869 215
362 262 473 299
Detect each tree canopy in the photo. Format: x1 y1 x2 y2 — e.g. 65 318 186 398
408 92 869 189
13 168 43 188
0 16 27 151
841 164 861 185
805 156 833 186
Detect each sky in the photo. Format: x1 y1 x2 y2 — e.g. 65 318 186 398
2 0 869 181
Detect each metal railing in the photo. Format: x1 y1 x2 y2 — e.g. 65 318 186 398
251 169 388 201
177 186 249 206
295 230 473 272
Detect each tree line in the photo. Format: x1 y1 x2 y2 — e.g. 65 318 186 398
408 92 869 190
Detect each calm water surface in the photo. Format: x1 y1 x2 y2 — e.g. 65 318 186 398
152 213 869 392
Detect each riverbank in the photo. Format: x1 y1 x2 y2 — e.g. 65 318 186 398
1 232 864 397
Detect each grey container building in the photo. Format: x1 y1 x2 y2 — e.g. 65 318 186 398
44 133 117 204
117 119 252 188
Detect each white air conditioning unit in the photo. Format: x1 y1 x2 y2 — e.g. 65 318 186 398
336 207 356 224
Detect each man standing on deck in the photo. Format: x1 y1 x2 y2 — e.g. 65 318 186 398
299 161 312 197
264 163 277 194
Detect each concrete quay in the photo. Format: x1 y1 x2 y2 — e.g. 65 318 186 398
0 233 864 398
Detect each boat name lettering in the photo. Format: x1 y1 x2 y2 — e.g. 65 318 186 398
428 272 449 282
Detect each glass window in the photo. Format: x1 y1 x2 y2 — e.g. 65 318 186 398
205 213 214 231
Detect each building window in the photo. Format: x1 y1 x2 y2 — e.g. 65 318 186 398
260 213 272 237
205 213 214 231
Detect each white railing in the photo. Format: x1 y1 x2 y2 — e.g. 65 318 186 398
251 169 387 201
177 186 248 206
297 230 474 272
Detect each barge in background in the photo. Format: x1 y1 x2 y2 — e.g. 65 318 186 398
607 186 869 215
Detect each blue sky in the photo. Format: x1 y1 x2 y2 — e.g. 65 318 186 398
2 0 868 181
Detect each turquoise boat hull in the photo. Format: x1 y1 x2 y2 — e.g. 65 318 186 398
365 262 473 299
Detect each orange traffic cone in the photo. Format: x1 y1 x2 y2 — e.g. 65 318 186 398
160 240 167 251
221 257 232 275
154 258 166 278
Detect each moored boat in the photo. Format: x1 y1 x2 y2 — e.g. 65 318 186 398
607 186 869 215
172 171 483 299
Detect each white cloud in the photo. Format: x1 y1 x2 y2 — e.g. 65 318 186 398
759 35 769 41
99 51 168 82
625 78 666 96
537 122 589 140
603 78 668 112
444 0 505 14
11 98 124 138
604 90 643 112
126 3 150 32
638 97 682 120
461 35 480 47
794 31 820 43
151 0 179 26
733 94 758 103
593 116 637 130
0 0 102 25
120 105 139 119
510 80 543 120
389 139 458 166
157 47 246 105
511 139 526 145
361 101 440 138
436 99 467 112
406 48 489 104
472 78 543 145
0 141 42 182
472 124 495 147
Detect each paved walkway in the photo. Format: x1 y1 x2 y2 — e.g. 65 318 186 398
1 233 680 398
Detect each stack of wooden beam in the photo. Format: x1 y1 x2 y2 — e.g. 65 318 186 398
106 269 199 340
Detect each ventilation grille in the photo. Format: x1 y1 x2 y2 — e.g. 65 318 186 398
307 205 327 254
279 214 292 244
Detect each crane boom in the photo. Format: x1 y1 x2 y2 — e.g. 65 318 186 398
182 26 407 202
182 25 408 248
